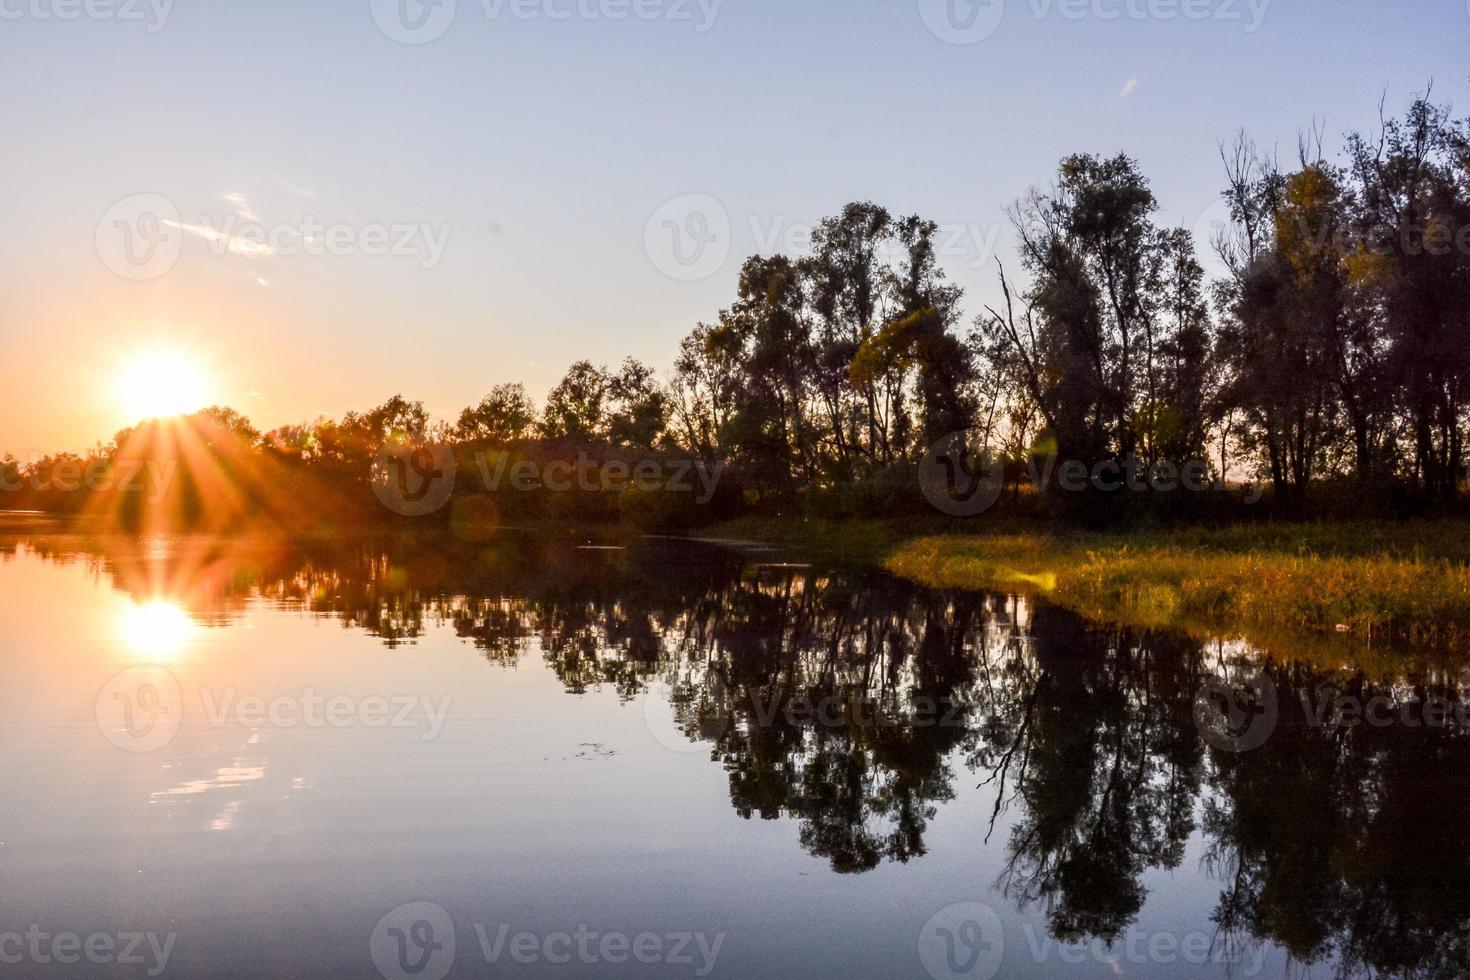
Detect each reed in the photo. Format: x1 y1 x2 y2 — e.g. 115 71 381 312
883 521 1470 652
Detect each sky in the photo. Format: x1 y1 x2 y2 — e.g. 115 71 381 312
1 0 1467 454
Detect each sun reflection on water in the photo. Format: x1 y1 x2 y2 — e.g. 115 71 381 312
120 600 194 659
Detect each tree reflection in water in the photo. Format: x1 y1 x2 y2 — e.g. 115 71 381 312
9 529 1470 978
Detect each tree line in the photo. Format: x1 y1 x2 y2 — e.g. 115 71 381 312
663 92 1470 517
5 91 1468 525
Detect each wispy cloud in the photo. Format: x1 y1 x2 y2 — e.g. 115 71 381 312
1120 78 1138 98
165 220 277 258
223 191 260 222
271 174 317 198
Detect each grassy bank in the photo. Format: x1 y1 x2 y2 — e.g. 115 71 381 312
883 522 1470 652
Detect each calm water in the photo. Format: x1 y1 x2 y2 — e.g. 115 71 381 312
1 522 1467 979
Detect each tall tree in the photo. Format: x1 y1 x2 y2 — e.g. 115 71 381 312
541 361 611 440
456 383 538 444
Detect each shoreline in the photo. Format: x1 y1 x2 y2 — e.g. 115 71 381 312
705 517 1470 660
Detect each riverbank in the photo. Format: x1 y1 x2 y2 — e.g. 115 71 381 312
709 517 1470 654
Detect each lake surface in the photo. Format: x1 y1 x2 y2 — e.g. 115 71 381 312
1 521 1467 979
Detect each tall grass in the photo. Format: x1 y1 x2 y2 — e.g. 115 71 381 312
884 522 1470 653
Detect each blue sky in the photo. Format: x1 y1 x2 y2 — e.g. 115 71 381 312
1 0 1466 451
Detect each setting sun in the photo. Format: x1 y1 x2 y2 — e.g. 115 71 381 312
116 350 211 422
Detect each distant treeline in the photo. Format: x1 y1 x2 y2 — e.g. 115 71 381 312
5 92 1469 528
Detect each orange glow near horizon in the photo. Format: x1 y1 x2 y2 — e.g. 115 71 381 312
115 349 212 423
